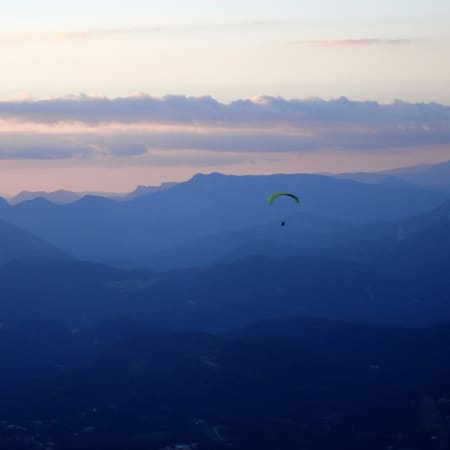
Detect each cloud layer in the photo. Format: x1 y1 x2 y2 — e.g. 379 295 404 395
287 38 414 46
0 21 279 45
0 95 449 161
1 94 449 126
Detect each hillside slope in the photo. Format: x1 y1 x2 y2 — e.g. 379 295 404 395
0 173 446 268
0 218 69 266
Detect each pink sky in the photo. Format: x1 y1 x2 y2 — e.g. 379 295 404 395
1 146 450 197
1 94 450 196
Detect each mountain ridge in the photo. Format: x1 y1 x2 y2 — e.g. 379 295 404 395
335 159 450 193
0 218 70 266
0 172 446 269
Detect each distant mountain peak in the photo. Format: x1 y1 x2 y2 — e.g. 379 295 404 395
335 159 450 193
191 171 226 180
120 182 177 201
9 190 82 205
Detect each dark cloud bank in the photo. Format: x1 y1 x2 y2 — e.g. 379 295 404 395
0 95 449 160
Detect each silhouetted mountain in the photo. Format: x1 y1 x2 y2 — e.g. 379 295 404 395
7 183 178 205
0 258 143 324
8 189 129 205
119 182 177 201
375 200 450 279
9 189 84 205
0 316 160 391
323 200 450 283
206 198 450 286
2 318 450 449
0 173 446 268
150 212 347 270
0 254 448 330
152 197 450 273
0 218 69 266
336 159 450 193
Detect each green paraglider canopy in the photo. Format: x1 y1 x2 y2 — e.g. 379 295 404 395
267 192 300 205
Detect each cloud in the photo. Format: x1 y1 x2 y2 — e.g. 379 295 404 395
0 20 279 44
0 128 318 160
0 95 449 160
286 38 414 46
0 143 93 160
1 94 448 128
145 149 257 167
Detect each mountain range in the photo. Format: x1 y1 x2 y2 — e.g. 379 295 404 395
0 245 447 331
1 171 450 449
0 218 68 266
0 172 447 269
335 159 450 193
7 182 177 205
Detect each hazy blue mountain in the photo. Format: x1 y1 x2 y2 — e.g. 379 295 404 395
0 254 448 330
7 183 177 205
0 173 446 268
2 318 450 449
321 200 450 283
150 212 348 270
0 218 69 266
336 159 450 193
0 174 448 450
0 258 141 324
9 189 84 205
0 316 161 390
152 198 450 272
371 200 450 281
8 189 127 205
213 198 450 286
119 181 177 201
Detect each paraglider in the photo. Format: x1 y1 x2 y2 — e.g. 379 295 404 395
267 192 300 226
267 192 300 206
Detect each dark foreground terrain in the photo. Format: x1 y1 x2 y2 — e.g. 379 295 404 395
0 318 450 449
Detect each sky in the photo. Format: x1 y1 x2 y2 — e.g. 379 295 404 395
1 0 450 195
